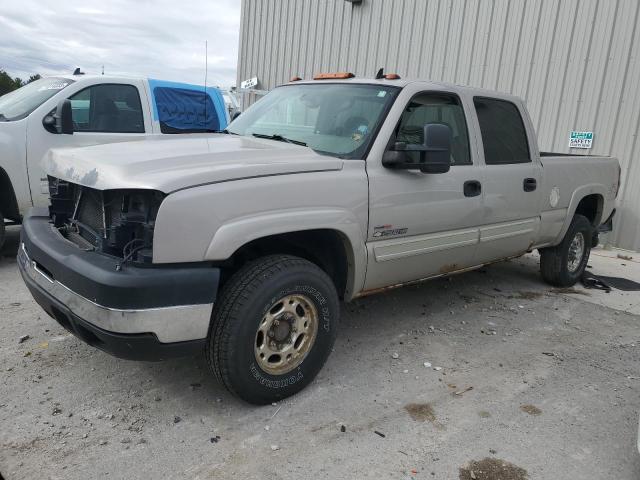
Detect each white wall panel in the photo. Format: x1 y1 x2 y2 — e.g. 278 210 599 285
238 0 640 250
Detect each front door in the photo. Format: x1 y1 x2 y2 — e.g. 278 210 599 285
26 81 149 207
364 86 484 291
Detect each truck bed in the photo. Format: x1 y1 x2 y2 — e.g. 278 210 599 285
533 153 619 248
540 151 606 158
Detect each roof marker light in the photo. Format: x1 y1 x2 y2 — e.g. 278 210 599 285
313 72 355 80
384 73 401 80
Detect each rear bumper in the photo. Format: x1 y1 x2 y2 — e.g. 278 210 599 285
18 209 220 360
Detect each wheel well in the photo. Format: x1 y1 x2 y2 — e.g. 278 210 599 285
574 194 603 227
220 229 351 299
0 167 20 222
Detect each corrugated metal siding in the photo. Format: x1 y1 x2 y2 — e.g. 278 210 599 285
238 0 640 251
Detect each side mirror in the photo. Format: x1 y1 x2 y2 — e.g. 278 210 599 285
382 123 452 174
55 99 73 134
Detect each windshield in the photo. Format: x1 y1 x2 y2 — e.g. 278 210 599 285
227 83 399 158
0 77 73 121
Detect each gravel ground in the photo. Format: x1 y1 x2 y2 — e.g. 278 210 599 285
1 225 639 480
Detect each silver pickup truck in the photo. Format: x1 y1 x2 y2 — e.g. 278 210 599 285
18 75 619 404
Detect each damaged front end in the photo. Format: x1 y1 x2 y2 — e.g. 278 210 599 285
47 176 165 264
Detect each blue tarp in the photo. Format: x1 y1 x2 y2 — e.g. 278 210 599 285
148 79 227 133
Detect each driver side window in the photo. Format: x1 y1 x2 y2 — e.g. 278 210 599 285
396 93 471 165
68 84 144 133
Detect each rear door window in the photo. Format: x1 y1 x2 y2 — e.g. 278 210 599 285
68 84 144 133
473 97 530 164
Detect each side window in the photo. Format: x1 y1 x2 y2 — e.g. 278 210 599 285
68 84 144 133
473 97 530 164
396 93 471 165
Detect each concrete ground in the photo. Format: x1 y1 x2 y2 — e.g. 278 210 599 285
1 225 639 480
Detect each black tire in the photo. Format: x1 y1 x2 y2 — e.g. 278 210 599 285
540 214 592 287
0 210 5 253
206 254 339 405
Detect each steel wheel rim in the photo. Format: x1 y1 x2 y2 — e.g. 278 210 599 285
254 294 319 375
567 232 585 273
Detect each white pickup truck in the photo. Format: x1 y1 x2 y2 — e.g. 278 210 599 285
0 74 229 248
17 75 619 404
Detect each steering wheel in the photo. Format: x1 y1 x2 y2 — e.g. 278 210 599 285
342 116 369 139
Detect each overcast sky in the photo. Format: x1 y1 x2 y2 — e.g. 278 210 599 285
0 0 240 87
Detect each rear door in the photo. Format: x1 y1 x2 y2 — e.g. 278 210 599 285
364 84 485 291
471 96 542 263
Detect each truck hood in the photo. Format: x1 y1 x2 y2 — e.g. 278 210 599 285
43 134 343 193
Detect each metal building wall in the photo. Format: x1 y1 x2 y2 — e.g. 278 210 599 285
237 0 640 251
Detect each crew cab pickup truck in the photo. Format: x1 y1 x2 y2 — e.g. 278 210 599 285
0 74 229 249
18 75 619 404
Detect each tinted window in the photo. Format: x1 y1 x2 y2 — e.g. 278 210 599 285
396 93 471 165
473 97 530 164
69 84 144 133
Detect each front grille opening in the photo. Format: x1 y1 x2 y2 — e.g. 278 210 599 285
47 177 164 264
76 189 106 236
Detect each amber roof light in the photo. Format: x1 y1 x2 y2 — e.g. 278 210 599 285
384 73 401 80
313 72 355 80
290 76 302 82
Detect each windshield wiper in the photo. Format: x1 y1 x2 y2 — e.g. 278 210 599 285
251 133 307 147
221 129 239 135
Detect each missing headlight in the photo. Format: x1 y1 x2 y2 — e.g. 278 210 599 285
48 176 165 263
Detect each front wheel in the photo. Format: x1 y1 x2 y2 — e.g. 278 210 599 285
206 255 339 404
540 214 592 287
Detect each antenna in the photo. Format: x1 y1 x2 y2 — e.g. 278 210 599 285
375 68 384 79
204 40 208 130
101 65 104 75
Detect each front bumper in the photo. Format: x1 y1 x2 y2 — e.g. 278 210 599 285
18 209 220 360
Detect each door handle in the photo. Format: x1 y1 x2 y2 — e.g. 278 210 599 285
523 178 537 192
463 180 482 197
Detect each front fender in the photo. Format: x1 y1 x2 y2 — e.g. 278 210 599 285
152 165 370 297
205 208 367 298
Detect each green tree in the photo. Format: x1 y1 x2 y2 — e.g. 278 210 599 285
0 70 42 96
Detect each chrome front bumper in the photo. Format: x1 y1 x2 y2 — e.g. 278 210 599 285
19 243 213 344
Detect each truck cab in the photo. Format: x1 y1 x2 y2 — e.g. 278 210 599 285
0 74 229 247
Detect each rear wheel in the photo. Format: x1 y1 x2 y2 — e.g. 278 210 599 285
540 214 592 287
206 255 339 404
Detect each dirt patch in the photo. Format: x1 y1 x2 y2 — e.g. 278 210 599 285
478 410 491 418
550 287 590 296
459 458 528 480
405 403 436 422
440 263 459 274
520 404 542 416
404 403 444 429
515 291 544 300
